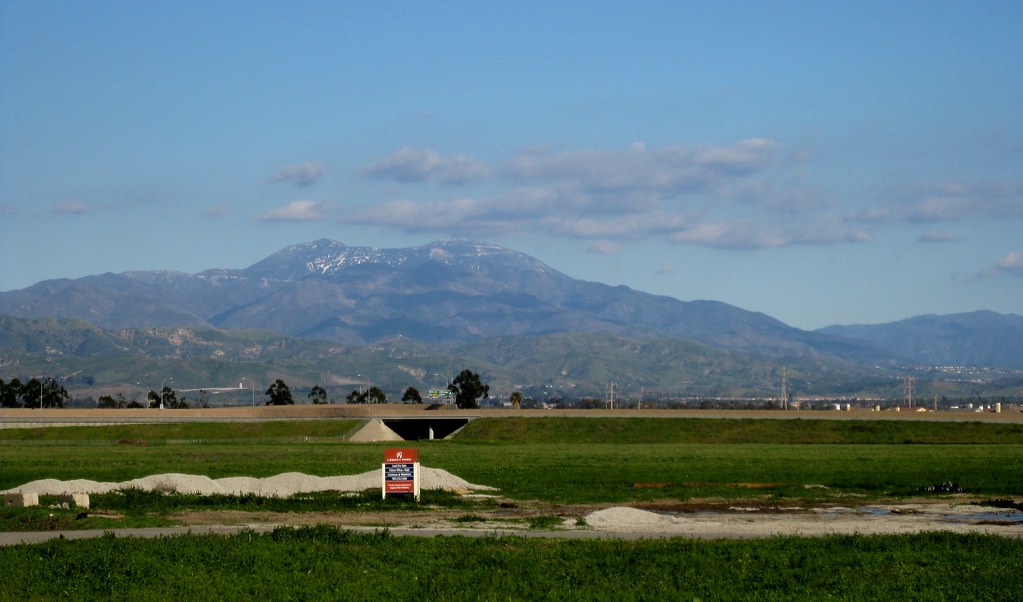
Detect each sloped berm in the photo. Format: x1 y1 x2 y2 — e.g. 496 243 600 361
348 417 471 442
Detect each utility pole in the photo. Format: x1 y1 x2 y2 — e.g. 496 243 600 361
607 382 616 410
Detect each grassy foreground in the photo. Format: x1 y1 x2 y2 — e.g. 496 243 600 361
457 416 1023 444
2 417 1023 599
2 527 1021 600
2 417 1022 504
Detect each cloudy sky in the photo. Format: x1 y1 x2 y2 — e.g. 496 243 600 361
1 1 1020 330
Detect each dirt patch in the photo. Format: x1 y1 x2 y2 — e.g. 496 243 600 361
580 500 1023 538
7 467 1022 539
159 497 1023 539
633 482 782 489
170 500 579 532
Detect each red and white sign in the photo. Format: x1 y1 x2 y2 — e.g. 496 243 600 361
384 448 419 464
382 448 420 500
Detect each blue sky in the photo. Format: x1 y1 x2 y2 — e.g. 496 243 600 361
1 1 1021 330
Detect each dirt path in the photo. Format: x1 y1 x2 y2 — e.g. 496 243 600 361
2 499 1019 547
5 468 1021 543
162 498 1023 539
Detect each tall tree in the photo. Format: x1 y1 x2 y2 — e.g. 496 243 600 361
265 379 294 405
510 390 523 410
0 378 23 408
346 386 386 404
346 388 367 404
308 385 328 405
160 386 178 409
367 386 387 404
32 377 69 409
23 378 42 409
401 386 423 404
448 369 489 409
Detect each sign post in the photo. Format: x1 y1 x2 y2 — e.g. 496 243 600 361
382 448 420 501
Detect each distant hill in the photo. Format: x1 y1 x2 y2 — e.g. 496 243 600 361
817 311 1023 368
0 316 890 401
0 239 888 365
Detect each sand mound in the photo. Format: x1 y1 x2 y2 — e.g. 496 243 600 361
585 507 710 532
3 467 496 497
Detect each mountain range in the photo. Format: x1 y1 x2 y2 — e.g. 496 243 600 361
0 239 1020 377
819 311 1023 369
1 240 888 363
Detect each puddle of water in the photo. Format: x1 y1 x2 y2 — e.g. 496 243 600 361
944 512 1023 524
859 507 1023 523
673 507 1023 524
860 508 890 517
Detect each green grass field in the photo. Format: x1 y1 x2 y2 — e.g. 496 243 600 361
2 417 1021 503
456 416 1023 444
2 417 1022 599
2 527 1021 600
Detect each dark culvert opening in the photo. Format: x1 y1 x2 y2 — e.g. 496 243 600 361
382 418 470 441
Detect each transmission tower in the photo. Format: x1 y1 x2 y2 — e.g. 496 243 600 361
780 367 789 410
607 382 616 410
904 376 915 408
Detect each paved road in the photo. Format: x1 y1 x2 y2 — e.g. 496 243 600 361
3 405 1022 427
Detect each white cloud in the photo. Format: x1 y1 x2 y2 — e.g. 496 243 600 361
344 186 577 236
845 181 1023 234
711 179 829 213
976 251 1023 280
587 241 622 255
346 198 480 229
544 212 688 238
908 197 970 222
669 222 789 249
268 161 325 187
657 263 674 275
345 189 869 250
845 207 892 224
204 203 231 218
973 250 1023 280
54 201 90 215
340 139 892 251
995 251 1023 276
261 200 328 222
504 138 781 195
916 230 960 243
360 148 488 184
669 220 870 249
693 138 781 174
901 180 1023 223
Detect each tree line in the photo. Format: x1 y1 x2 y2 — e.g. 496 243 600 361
0 377 70 408
265 369 493 409
1 369 499 410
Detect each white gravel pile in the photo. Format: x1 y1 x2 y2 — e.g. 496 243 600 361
585 507 698 532
3 467 495 497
